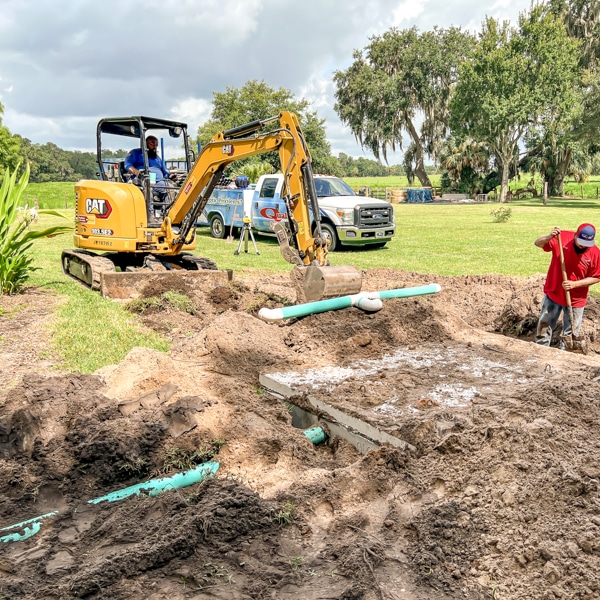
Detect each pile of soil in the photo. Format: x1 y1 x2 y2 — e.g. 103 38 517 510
1 268 600 600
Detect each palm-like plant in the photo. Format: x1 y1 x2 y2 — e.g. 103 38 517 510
439 138 491 195
0 165 71 294
232 160 274 184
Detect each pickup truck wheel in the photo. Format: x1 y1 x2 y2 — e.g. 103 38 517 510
210 214 226 239
318 222 338 252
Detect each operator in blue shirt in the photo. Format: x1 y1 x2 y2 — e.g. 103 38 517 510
124 135 176 182
125 135 178 222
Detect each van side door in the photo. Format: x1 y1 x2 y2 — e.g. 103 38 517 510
252 175 287 233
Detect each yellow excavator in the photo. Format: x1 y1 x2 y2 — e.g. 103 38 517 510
62 111 362 302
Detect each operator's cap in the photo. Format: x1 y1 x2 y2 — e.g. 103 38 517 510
576 223 596 247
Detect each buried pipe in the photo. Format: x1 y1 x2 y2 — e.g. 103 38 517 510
88 461 219 504
0 511 59 543
0 462 219 544
258 283 442 322
303 426 328 445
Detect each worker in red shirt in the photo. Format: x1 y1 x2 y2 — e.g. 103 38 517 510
534 223 600 347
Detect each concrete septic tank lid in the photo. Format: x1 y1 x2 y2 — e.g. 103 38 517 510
260 342 542 453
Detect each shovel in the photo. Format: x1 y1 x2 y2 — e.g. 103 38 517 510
226 206 238 243
558 233 588 354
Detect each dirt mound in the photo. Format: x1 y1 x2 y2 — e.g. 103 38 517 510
2 269 600 599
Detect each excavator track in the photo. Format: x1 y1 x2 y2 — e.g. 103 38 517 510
61 249 117 291
178 254 218 271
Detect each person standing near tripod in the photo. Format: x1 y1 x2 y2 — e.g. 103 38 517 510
534 224 600 347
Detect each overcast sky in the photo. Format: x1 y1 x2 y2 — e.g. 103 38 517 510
0 0 533 164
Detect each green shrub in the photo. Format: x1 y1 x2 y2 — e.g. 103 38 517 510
0 166 71 294
490 206 512 223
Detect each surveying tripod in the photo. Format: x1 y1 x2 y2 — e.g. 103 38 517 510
234 217 260 256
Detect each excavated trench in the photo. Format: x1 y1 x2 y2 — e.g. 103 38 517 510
260 340 545 456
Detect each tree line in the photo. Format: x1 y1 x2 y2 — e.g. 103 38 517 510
0 123 133 183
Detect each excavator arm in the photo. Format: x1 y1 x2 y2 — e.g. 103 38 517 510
164 112 328 268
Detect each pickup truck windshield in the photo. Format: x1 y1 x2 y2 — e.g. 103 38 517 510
315 177 356 197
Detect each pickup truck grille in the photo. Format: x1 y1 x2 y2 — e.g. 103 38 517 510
358 206 393 227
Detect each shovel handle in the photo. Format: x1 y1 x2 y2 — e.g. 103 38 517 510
557 232 577 334
557 233 573 309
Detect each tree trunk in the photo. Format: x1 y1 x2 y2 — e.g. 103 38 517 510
413 157 432 188
547 148 572 197
495 140 516 204
499 160 510 203
406 118 432 188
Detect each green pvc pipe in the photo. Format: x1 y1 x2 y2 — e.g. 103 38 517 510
0 511 58 543
1 521 42 544
258 283 442 322
0 462 219 544
377 283 442 299
303 426 327 445
88 461 220 504
259 291 381 322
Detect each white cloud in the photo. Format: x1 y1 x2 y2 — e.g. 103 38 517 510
0 0 533 162
390 0 427 26
169 97 213 136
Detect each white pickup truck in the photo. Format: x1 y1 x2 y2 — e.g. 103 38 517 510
200 174 396 251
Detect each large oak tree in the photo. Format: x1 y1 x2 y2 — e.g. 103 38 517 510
195 80 338 175
333 26 475 187
451 8 581 202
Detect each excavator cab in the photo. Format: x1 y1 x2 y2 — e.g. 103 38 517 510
96 116 192 222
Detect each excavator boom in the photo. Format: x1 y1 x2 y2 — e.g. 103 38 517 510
165 112 326 265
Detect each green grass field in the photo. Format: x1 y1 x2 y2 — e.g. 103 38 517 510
13 180 600 373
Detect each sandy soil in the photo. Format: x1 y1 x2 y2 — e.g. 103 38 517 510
2 268 600 600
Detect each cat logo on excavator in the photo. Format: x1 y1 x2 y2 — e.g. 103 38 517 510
85 198 112 219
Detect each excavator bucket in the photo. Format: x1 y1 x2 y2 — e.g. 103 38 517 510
291 265 363 304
